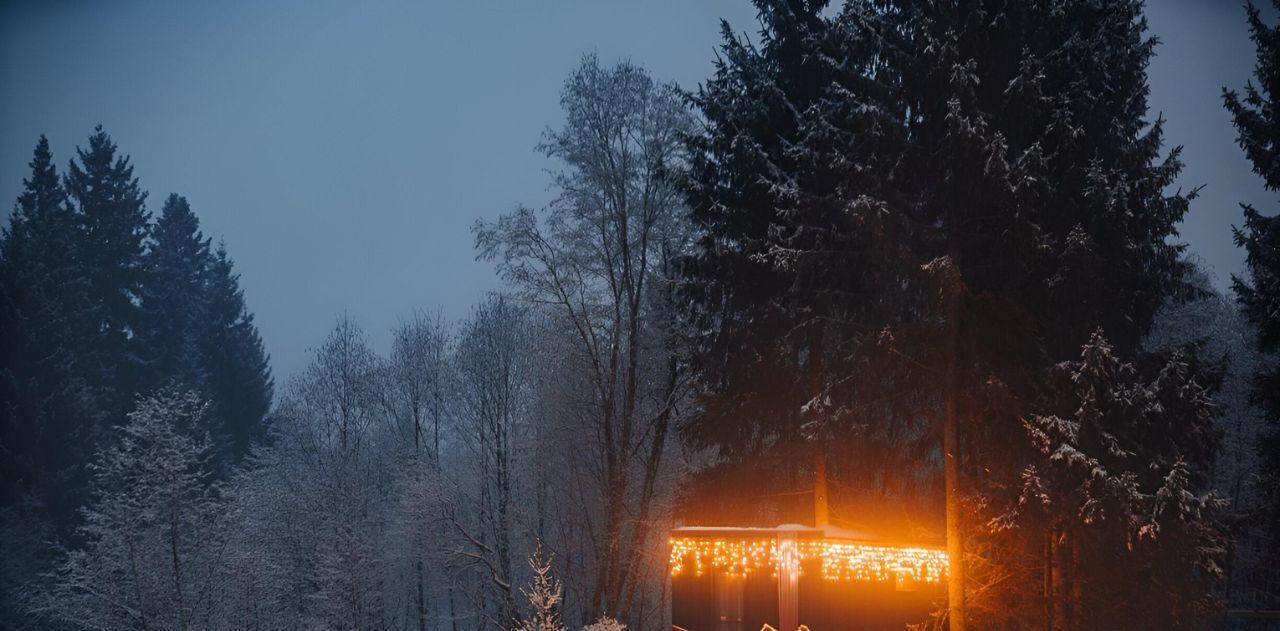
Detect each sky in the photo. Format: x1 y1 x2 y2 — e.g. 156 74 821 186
1 0 1275 383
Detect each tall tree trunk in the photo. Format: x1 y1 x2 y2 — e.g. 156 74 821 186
602 462 627 616
1064 529 1075 627
942 256 966 631
605 289 644 616
590 398 624 620
449 585 459 631
169 507 189 631
416 557 428 631
412 406 428 631
808 328 829 531
1050 529 1071 631
618 344 680 620
497 413 515 625
128 538 151 631
1043 528 1053 631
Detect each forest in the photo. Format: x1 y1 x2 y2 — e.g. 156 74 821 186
1 1 1279 630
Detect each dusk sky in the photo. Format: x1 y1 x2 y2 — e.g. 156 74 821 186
2 0 1274 382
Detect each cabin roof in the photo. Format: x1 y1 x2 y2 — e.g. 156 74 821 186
670 523 945 549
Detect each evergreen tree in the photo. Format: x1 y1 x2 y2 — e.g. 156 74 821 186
0 136 98 529
682 1 1213 627
993 330 1226 629
200 243 273 465
1224 0 1280 551
139 194 212 391
64 125 150 424
137 195 273 469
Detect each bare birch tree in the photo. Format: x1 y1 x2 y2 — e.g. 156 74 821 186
447 294 537 629
275 316 389 630
475 54 694 625
386 311 452 631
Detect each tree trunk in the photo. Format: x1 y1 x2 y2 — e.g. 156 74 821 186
449 585 459 631
1050 529 1072 631
169 506 189 631
942 257 966 631
128 538 151 631
416 557 428 631
1064 529 1075 627
413 406 428 631
618 344 680 620
1043 529 1053 631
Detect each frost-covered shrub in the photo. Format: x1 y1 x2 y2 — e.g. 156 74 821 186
514 543 564 631
583 616 626 631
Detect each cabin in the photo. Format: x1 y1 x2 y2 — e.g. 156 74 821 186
669 525 946 631
669 452 947 631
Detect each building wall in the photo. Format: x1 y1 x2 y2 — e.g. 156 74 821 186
671 561 943 631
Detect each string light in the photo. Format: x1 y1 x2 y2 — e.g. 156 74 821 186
669 536 947 583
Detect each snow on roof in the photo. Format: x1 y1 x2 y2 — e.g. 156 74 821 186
670 524 944 549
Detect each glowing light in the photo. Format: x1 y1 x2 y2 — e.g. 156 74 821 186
668 536 947 583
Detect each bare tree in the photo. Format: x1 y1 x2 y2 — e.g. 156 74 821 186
30 389 219 631
384 312 450 627
387 311 452 631
448 294 537 629
389 311 451 463
282 315 383 455
475 54 694 624
274 316 390 630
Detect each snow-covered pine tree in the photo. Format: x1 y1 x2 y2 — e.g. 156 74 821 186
682 1 1208 627
1147 264 1272 609
994 329 1226 628
514 543 564 631
1224 0 1280 560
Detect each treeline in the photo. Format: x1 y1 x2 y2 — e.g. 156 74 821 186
3 56 692 631
0 130 272 618
2 0 1279 630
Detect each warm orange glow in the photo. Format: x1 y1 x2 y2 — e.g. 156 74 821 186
668 536 947 583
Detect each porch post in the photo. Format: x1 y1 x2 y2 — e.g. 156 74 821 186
777 533 799 631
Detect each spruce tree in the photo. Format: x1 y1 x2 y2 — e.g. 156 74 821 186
201 243 272 465
0 136 98 530
137 195 272 469
138 194 212 390
682 1 1215 626
994 330 1225 628
64 126 150 424
1225 0 1280 551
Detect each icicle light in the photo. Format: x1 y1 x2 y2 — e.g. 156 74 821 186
668 536 947 583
